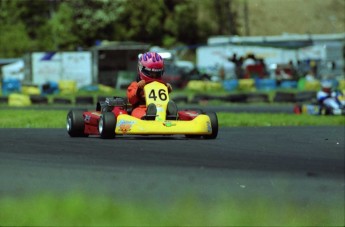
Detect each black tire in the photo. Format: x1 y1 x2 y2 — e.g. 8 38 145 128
54 98 72 105
66 110 88 137
203 112 218 139
98 112 116 139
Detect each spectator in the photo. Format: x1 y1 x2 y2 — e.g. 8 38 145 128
287 60 298 80
242 53 257 69
221 56 236 80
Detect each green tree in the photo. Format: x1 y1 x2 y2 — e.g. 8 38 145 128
65 0 125 47
116 0 165 45
163 0 197 47
0 0 35 57
43 2 79 50
0 0 241 58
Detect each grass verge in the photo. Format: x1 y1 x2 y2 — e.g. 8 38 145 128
0 192 343 226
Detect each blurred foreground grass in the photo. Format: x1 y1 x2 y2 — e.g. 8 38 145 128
0 109 343 128
0 192 343 226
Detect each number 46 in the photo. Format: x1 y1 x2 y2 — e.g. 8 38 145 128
148 89 167 101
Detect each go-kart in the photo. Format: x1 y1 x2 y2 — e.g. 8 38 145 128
294 90 345 115
66 81 218 139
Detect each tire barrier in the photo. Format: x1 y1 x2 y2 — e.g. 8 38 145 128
190 94 225 104
22 85 41 95
279 80 298 89
224 94 248 103
247 93 270 103
273 91 296 103
304 80 321 91
171 95 189 104
0 96 9 104
339 80 345 90
295 91 317 103
190 94 212 104
30 95 49 104
186 80 223 92
238 79 256 92
58 80 77 94
41 81 59 95
255 79 277 91
1 78 21 95
223 80 239 91
8 93 31 107
52 97 72 105
75 96 94 105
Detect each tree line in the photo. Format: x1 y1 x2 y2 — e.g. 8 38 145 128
0 0 239 58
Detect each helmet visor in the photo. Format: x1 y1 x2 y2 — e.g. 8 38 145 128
142 68 163 79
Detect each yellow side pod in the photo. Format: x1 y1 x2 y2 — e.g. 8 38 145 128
115 114 212 135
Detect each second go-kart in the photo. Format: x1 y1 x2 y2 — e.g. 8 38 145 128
294 89 345 115
67 81 218 139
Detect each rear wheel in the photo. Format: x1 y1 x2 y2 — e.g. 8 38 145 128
203 112 218 139
99 112 116 139
66 110 88 137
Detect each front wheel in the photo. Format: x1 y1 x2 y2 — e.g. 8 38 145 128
203 112 218 139
66 110 88 137
99 112 116 139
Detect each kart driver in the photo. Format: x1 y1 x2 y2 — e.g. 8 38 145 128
317 80 345 115
127 51 178 120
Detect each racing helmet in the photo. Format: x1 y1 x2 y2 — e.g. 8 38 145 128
137 52 164 83
321 80 332 93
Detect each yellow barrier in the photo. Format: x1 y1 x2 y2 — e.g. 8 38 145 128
304 80 321 91
186 80 223 92
9 93 32 107
22 85 41 95
338 79 345 90
186 80 206 91
205 81 223 91
58 80 77 94
98 84 116 93
238 79 256 91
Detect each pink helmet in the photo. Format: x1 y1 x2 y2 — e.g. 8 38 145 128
137 52 164 83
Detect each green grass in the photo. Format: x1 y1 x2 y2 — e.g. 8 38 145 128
0 192 343 226
0 109 343 128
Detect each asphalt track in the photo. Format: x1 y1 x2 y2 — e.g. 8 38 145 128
0 126 344 214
